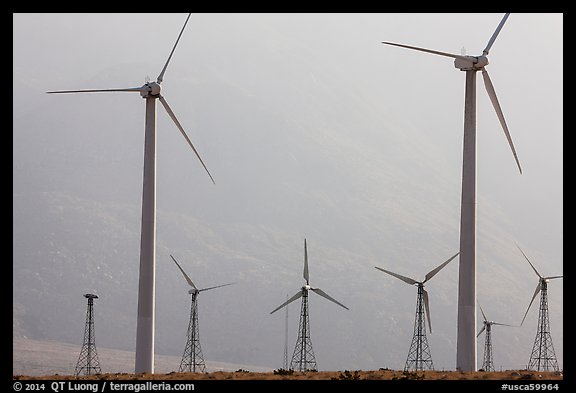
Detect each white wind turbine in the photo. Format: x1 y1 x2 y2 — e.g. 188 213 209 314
383 13 522 371
171 255 234 373
517 245 562 371
375 252 459 371
270 239 348 371
47 13 214 373
476 304 516 372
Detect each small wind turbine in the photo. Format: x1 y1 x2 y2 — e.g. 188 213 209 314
383 13 522 371
375 252 459 371
171 255 234 373
270 239 348 371
517 245 562 371
47 13 215 373
476 304 516 372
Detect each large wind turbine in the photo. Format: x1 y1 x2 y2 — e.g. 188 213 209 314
383 13 522 371
375 252 459 371
171 255 234 373
270 239 348 371
47 13 215 373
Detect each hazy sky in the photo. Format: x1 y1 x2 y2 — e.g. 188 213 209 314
13 13 562 372
14 12 563 253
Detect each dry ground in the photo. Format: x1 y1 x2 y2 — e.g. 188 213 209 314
14 369 563 380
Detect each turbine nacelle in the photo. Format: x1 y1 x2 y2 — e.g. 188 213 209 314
454 55 489 71
303 285 312 291
140 82 162 98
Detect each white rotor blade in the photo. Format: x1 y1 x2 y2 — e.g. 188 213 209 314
270 291 303 314
158 95 215 184
46 87 143 94
422 288 432 333
476 325 486 338
521 282 542 326
157 13 191 84
479 304 488 322
311 288 349 310
170 254 197 290
199 282 235 293
303 239 309 285
423 252 459 283
483 13 510 56
516 244 542 278
382 41 471 62
481 69 522 174
545 275 563 280
492 322 516 327
375 266 418 286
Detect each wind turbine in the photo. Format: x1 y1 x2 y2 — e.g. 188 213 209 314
270 239 348 371
375 252 459 371
476 304 515 372
517 245 562 372
171 255 234 373
47 13 215 373
383 13 522 371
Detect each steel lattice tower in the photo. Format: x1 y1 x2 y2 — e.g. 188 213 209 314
527 280 559 372
405 284 434 371
75 294 102 376
179 291 206 373
481 324 495 372
290 289 317 371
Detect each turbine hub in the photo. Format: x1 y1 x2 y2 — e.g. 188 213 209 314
303 285 311 291
140 82 161 98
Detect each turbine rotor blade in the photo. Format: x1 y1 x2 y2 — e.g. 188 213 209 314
158 95 215 184
382 41 471 62
516 244 543 278
422 288 432 333
492 322 515 327
375 266 418 285
303 239 309 285
545 275 563 280
157 13 192 84
170 254 197 290
476 325 486 338
311 288 349 310
481 69 522 174
199 282 235 292
521 282 542 326
483 13 511 56
270 291 303 314
46 87 143 94
479 304 488 322
423 252 459 283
